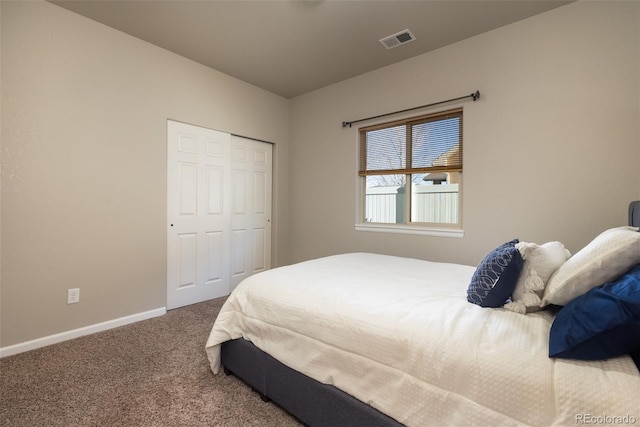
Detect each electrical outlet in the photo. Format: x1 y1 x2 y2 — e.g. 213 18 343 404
67 288 80 304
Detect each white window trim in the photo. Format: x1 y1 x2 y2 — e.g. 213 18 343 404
355 222 464 238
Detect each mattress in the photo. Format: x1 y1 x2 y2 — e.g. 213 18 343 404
206 252 640 426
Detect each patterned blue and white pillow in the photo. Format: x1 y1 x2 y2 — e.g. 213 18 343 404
467 239 524 308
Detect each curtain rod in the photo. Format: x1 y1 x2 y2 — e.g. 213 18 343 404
341 90 480 128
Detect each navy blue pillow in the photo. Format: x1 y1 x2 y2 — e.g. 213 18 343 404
467 239 523 308
549 264 640 360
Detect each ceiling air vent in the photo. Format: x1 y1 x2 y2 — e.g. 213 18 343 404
379 29 416 49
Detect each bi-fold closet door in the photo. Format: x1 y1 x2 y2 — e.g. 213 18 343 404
167 120 272 310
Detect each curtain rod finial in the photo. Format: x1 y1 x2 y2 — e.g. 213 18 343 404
472 90 480 101
342 122 352 128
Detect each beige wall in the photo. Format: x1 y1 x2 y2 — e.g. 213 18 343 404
0 1 290 347
290 1 640 266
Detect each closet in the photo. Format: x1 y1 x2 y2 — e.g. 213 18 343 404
167 120 272 309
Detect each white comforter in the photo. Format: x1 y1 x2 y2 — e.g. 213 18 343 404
206 253 640 427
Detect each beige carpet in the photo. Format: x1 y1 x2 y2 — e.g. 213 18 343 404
0 297 302 427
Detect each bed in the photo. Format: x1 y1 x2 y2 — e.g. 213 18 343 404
206 203 640 427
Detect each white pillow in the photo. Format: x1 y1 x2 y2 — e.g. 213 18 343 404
541 226 640 306
504 241 570 314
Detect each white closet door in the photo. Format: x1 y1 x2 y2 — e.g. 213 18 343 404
229 135 272 291
167 121 232 309
167 121 272 309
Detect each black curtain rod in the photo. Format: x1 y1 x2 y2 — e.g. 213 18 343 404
342 90 480 128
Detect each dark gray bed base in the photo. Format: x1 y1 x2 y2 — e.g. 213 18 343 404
221 338 404 427
630 201 640 228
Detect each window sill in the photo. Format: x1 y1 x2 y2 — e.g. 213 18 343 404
355 223 464 238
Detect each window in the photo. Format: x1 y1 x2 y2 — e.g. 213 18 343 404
357 108 463 236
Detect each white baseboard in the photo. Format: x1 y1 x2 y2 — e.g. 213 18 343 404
0 307 167 358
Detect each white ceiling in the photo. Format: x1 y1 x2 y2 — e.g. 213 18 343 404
50 0 573 99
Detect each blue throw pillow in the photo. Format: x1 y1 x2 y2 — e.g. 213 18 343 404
549 264 640 360
467 239 523 308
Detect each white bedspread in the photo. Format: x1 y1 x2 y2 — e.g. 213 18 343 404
206 253 640 427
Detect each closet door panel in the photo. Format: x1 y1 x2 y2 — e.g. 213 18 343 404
167 121 231 309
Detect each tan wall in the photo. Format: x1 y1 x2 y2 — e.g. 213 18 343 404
289 1 640 266
0 1 290 347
